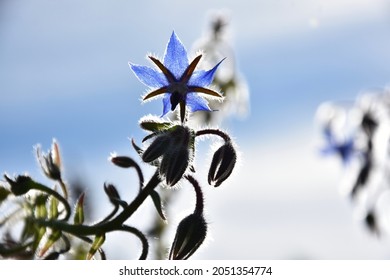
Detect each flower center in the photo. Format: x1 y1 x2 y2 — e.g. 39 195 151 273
168 82 188 111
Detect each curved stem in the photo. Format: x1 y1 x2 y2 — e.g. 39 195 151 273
58 178 69 201
0 241 33 257
195 128 231 142
133 163 144 193
33 183 71 221
93 204 119 226
119 225 149 260
33 171 161 236
111 156 144 192
59 234 71 254
185 175 204 215
0 207 23 227
113 171 160 225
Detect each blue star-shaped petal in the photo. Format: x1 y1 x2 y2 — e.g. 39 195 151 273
129 31 224 122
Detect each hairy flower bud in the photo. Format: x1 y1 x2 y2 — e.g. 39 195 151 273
142 135 171 163
103 183 120 200
141 125 194 187
160 148 189 186
111 156 137 168
36 140 62 181
208 141 237 187
4 174 33 196
103 183 127 208
169 213 207 260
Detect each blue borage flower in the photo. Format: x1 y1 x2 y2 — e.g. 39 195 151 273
129 31 224 122
320 126 355 165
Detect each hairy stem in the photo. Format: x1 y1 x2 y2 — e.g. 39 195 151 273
195 128 231 142
34 183 71 221
58 178 69 201
119 225 149 260
33 171 161 236
185 175 204 215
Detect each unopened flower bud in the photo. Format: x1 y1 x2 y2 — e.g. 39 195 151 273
142 135 171 163
169 213 207 260
160 148 189 187
111 156 137 168
36 140 62 181
103 183 120 200
4 174 33 196
142 125 194 187
365 210 379 235
208 141 237 187
103 183 127 207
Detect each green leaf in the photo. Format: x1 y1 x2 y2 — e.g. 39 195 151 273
140 120 172 132
32 194 48 252
0 186 11 205
20 218 36 243
73 193 85 225
87 234 105 260
131 138 143 156
33 226 47 252
150 190 166 221
49 196 59 219
35 194 48 219
142 131 160 143
38 229 62 257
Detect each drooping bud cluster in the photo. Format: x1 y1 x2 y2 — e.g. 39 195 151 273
141 124 194 187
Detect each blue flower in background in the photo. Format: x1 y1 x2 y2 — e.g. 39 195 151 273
129 31 224 122
320 126 355 165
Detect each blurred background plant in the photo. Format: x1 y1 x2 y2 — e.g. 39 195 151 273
316 88 390 237
191 11 250 125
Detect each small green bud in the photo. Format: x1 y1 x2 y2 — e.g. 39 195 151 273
39 229 62 258
49 195 59 220
0 185 11 205
73 193 85 225
87 234 105 260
